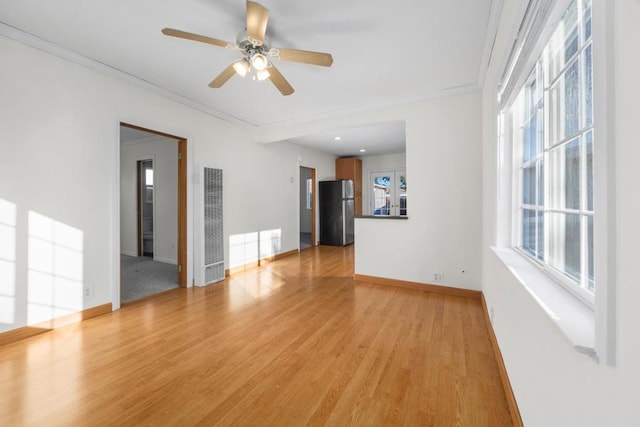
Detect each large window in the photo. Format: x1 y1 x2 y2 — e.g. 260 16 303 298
512 0 594 303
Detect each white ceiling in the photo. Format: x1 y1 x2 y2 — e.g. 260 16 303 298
0 0 497 156
282 121 406 157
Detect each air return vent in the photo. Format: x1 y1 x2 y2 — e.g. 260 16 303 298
199 167 224 286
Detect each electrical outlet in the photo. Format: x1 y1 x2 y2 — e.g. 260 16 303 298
434 273 443 282
84 288 92 298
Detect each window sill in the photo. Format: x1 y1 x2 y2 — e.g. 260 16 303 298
490 246 596 360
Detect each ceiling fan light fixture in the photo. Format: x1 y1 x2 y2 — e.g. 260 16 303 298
233 59 250 77
251 53 268 71
256 68 271 81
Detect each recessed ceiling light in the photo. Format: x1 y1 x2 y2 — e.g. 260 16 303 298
334 136 342 141
359 149 366 152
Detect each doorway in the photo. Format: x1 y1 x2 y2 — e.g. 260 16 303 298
370 170 407 216
119 123 187 304
299 166 316 250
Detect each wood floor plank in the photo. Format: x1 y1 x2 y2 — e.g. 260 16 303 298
0 245 512 426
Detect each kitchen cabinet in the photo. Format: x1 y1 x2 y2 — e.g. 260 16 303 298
335 157 362 216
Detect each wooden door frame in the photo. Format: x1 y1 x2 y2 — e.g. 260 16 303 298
120 122 187 288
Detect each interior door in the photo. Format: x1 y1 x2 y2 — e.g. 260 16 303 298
370 171 407 216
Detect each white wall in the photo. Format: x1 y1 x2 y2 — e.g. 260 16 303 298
0 34 335 331
361 152 406 215
480 0 640 425
257 91 482 291
353 93 482 290
120 137 178 264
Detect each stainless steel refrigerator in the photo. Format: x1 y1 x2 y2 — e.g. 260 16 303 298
319 179 355 246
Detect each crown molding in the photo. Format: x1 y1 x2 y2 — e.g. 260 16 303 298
0 22 254 128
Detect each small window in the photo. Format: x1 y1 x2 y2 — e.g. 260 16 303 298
306 178 312 210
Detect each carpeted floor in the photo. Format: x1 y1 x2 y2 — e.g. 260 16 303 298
121 255 179 303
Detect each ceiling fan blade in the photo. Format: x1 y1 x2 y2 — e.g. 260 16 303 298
208 64 237 88
276 48 333 67
161 28 231 48
246 1 269 44
268 64 294 96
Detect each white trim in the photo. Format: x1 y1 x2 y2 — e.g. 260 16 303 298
112 122 121 311
477 0 505 86
120 249 137 257
592 0 617 367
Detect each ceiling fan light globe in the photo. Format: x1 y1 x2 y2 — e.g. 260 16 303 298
256 69 270 81
251 53 268 71
233 59 250 77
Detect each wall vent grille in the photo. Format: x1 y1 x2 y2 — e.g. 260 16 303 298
201 167 224 285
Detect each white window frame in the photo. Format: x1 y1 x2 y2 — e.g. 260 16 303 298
512 1 595 306
496 0 616 365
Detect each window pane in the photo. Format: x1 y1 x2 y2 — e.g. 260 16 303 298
549 61 581 144
584 44 593 127
583 0 592 41
537 98 545 153
564 61 580 138
537 160 544 206
549 138 580 210
550 213 581 281
145 168 154 186
586 130 594 211
588 216 594 291
306 178 312 210
523 116 537 162
564 139 581 209
373 176 391 216
549 0 579 80
399 175 407 216
564 2 579 62
523 209 536 256
523 165 536 205
537 211 544 260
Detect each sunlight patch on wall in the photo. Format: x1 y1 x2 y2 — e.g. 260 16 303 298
0 199 17 325
229 229 282 269
229 232 259 268
259 229 282 259
27 211 84 325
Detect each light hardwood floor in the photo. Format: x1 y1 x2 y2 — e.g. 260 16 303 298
0 245 512 426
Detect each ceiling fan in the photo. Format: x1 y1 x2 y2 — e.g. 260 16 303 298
161 1 334 96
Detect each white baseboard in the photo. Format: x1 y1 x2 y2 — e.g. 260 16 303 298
154 257 177 265
121 250 137 257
